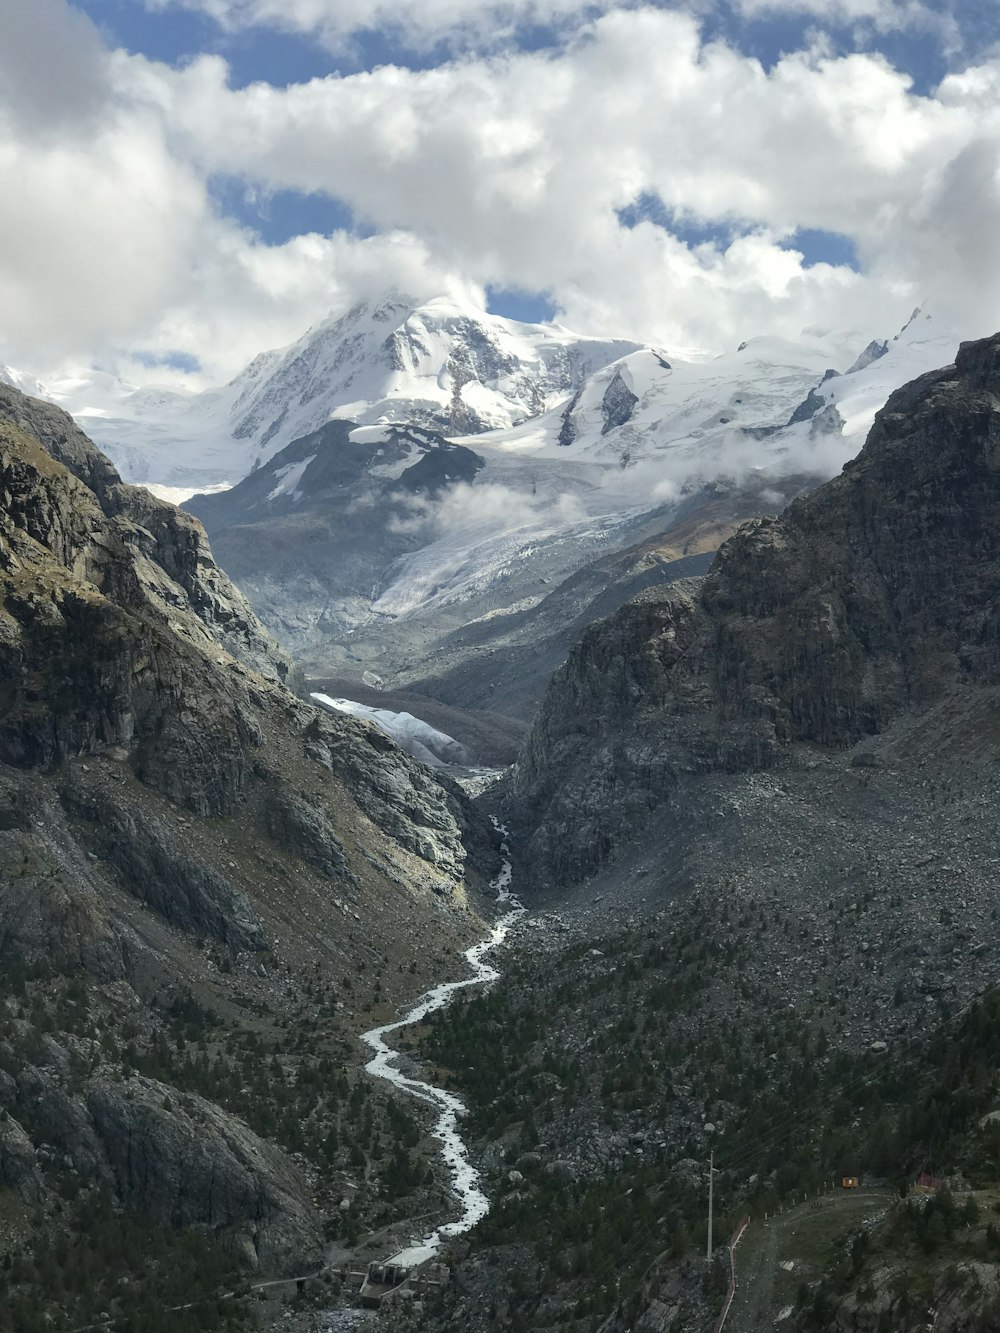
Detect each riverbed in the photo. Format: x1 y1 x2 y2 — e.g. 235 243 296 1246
360 832 524 1267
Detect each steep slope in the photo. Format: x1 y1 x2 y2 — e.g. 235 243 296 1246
185 418 487 649
385 333 1000 1333
49 295 640 487
452 308 955 471
400 472 819 722
0 385 501 1324
509 331 1000 885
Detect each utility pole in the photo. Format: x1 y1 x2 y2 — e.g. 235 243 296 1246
707 1149 716 1261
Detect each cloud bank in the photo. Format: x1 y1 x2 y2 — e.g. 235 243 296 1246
2 2 999 383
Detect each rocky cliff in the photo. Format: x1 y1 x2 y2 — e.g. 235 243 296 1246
0 384 501 1299
509 333 1000 885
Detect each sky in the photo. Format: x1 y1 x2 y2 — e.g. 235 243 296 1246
1 0 999 387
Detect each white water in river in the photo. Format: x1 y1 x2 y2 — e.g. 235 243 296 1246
360 836 524 1268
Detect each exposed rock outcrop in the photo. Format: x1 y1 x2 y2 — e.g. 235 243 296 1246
601 368 639 435
264 788 349 880
0 384 295 685
60 778 266 950
0 382 502 1284
10 1062 318 1270
509 333 1000 885
0 1113 43 1203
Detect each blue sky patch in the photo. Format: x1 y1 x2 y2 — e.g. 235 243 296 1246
617 195 859 271
692 0 970 96
75 0 338 86
486 287 557 324
781 228 859 271
617 193 744 250
133 348 202 374
210 176 372 243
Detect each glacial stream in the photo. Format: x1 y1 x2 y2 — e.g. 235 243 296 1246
360 833 524 1268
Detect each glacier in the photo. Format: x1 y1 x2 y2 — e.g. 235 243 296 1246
310 693 470 768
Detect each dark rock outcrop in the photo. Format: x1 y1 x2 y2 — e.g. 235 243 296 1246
264 788 349 880
84 1076 320 1271
601 368 639 435
11 1064 318 1270
509 333 1000 885
558 387 584 447
0 384 295 685
784 367 839 425
0 402 280 815
60 779 266 950
0 1114 43 1202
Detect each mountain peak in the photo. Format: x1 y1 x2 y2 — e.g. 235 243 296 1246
60 293 642 486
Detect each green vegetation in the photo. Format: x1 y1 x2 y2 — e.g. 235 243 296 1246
414 911 1000 1330
0 960 431 1327
0 1196 248 1332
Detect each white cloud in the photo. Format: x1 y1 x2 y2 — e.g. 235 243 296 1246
0 0 110 136
732 0 944 31
2 2 1000 387
145 0 626 52
387 481 586 537
129 9 1000 344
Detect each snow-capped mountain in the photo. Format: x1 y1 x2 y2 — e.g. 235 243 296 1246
0 364 46 399
7 292 969 755
35 295 642 488
14 292 954 500
453 308 958 479
181 305 964 735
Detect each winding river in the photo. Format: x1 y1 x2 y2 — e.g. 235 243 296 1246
360 832 524 1268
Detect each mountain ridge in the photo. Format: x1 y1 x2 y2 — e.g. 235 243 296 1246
507 331 1000 885
35 294 641 488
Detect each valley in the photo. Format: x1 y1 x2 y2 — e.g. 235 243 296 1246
2 302 1000 1333
7 1 1000 1328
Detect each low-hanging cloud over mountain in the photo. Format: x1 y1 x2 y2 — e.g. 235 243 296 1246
3 1 999 383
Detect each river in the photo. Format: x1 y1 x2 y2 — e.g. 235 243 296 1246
360 831 524 1268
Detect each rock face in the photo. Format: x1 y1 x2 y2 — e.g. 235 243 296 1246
84 1076 319 1271
509 333 1000 885
11 1065 319 1270
601 367 639 434
0 386 493 881
0 384 294 687
60 778 267 951
0 1114 43 1203
0 383 501 1277
185 419 486 649
263 789 349 880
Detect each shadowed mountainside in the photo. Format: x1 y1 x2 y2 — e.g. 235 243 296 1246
508 334 1000 886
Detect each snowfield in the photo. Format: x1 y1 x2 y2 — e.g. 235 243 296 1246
17 294 639 488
